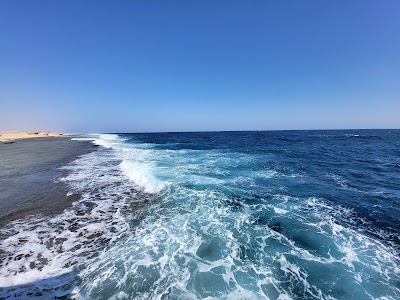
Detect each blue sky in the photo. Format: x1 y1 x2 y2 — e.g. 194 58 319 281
1 1 399 132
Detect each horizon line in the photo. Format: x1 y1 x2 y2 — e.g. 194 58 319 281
102 128 400 135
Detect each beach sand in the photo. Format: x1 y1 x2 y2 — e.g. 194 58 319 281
0 137 95 225
0 131 65 142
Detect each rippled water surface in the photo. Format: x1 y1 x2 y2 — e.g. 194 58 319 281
1 130 400 299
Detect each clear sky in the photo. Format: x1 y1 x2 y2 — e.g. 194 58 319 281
1 1 399 132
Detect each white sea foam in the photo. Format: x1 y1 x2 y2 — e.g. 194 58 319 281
120 160 166 193
75 181 400 299
0 137 138 298
91 134 121 148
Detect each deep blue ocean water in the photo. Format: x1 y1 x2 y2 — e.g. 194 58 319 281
1 130 400 299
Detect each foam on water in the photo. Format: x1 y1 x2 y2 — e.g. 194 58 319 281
0 139 132 298
1 131 400 299
95 134 167 194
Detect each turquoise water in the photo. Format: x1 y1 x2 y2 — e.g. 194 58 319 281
1 130 400 299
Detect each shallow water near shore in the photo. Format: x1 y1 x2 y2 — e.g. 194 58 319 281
1 130 400 299
0 137 95 224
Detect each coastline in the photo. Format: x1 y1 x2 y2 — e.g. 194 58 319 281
0 136 96 226
0 131 66 142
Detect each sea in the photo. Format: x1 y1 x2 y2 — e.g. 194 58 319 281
1 130 400 299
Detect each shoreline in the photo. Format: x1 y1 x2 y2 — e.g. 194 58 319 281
0 136 96 226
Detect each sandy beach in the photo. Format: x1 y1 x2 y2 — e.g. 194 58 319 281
0 131 65 142
0 137 95 225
